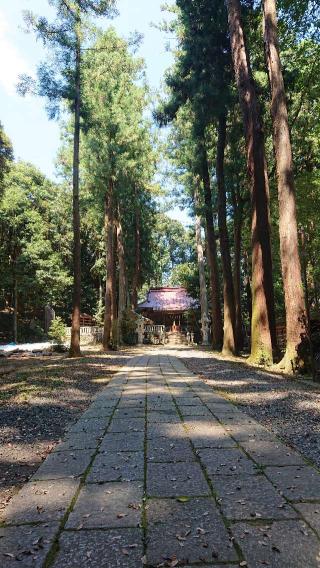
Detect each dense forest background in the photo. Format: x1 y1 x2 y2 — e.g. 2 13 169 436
0 0 319 372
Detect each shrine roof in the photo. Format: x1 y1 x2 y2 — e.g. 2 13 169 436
137 287 197 312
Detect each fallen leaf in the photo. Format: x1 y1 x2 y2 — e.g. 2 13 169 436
176 496 190 503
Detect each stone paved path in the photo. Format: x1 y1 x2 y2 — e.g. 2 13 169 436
1 349 320 567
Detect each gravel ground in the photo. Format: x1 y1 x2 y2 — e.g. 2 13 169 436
0 346 140 520
182 347 320 469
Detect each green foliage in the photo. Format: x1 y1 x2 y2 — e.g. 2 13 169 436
170 262 200 299
0 121 13 197
0 161 72 318
80 27 160 293
120 309 138 345
48 316 67 344
18 1 117 118
151 213 193 284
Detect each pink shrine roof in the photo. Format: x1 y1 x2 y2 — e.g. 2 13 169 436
137 287 197 313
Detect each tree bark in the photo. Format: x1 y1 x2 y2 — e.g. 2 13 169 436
194 181 210 345
131 202 141 310
69 35 81 358
231 183 244 351
226 0 276 365
112 222 117 322
263 0 309 372
13 269 18 343
117 212 127 345
103 180 114 349
200 142 223 349
216 113 236 355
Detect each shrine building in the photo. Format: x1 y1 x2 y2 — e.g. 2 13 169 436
137 286 197 332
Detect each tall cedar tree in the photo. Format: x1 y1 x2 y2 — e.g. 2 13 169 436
198 136 223 348
177 0 236 351
263 0 309 372
19 0 116 357
82 29 156 346
216 113 236 354
194 182 210 345
226 0 277 364
158 0 241 349
165 111 211 345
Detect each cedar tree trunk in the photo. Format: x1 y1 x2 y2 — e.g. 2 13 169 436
131 204 141 309
112 222 117 322
194 182 210 345
117 214 127 345
226 0 276 365
103 180 114 349
216 113 236 354
200 142 223 349
231 183 244 351
13 269 18 343
69 37 82 357
263 0 309 372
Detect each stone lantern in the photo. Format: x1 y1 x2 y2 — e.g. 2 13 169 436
137 318 145 346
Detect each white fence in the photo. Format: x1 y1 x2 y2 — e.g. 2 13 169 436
65 324 166 346
145 325 165 334
144 324 166 345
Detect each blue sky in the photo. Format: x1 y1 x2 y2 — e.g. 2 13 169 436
0 0 190 224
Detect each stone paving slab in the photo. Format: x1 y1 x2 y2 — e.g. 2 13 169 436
87 451 144 483
147 411 180 423
4 478 79 524
147 462 209 497
147 436 195 463
174 395 202 404
216 413 260 426
0 523 59 568
241 439 305 467
179 405 213 417
233 520 320 567
100 432 144 452
52 432 101 452
68 417 108 434
207 403 244 414
32 449 93 481
224 423 278 442
184 419 237 448
198 447 257 476
4 350 320 568
114 407 145 419
66 481 143 529
146 498 238 565
108 417 145 432
266 465 320 500
117 400 145 409
147 421 186 438
89 397 120 408
52 528 143 568
212 474 297 520
294 502 320 535
80 406 113 420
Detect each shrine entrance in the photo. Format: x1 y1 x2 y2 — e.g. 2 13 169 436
137 287 197 333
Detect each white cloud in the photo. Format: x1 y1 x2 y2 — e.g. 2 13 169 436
0 10 31 96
